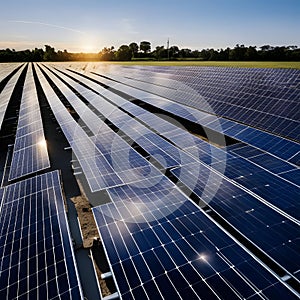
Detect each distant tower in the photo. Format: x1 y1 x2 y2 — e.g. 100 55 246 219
167 38 170 60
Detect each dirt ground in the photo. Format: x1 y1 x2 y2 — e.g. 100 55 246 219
71 184 114 297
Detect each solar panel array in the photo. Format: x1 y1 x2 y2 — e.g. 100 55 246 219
97 65 300 142
38 62 299 299
0 64 26 130
0 170 83 299
81 70 300 164
93 177 298 299
46 66 197 169
8 64 50 181
52 65 300 220
0 63 23 83
35 65 162 191
1 61 299 299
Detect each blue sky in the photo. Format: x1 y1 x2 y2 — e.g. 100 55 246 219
0 0 299 52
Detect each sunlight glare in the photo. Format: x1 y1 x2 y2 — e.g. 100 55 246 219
38 139 47 149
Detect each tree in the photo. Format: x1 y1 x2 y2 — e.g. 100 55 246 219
99 46 115 61
129 42 139 58
169 46 179 59
43 45 56 61
229 44 247 61
57 49 70 61
152 46 168 60
115 45 132 61
179 48 192 58
245 46 257 60
140 41 151 54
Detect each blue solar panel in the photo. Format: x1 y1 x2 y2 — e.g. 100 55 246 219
93 177 298 299
0 64 27 131
36 65 162 192
83 73 300 163
65 75 300 221
9 64 50 181
0 171 83 299
103 65 300 141
40 63 300 297
46 66 196 169
170 163 300 277
51 65 300 218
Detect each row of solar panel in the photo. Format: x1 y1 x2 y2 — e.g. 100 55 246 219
50 65 299 202
46 64 300 281
8 64 50 181
121 66 300 94
103 74 300 169
96 65 300 141
47 66 197 169
36 65 163 192
122 67 299 101
0 63 22 83
40 63 300 299
93 176 299 299
69 69 300 220
87 70 300 164
0 170 83 299
0 64 27 131
51 65 299 217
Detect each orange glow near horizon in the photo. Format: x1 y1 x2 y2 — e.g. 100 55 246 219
78 36 101 53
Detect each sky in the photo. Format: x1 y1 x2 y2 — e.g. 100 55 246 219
0 0 299 52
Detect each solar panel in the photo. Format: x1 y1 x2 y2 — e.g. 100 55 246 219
37 63 300 297
49 65 300 220
93 176 298 299
114 82 300 162
170 163 300 278
62 70 300 218
8 64 50 181
0 64 27 131
96 65 300 141
80 70 300 163
40 64 164 181
0 170 83 299
0 63 23 84
45 66 197 169
35 65 162 191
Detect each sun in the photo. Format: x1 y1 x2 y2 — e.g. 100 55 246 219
82 44 98 53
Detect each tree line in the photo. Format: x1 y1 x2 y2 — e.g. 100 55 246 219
1 42 300 62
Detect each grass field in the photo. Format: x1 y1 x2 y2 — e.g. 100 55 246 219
114 61 300 69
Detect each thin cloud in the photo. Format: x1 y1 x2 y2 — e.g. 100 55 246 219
9 20 85 35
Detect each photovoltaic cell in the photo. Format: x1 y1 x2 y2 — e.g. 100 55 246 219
170 163 300 278
50 65 300 221
0 170 83 299
35 65 161 192
0 64 26 131
93 177 298 299
38 63 300 297
46 66 196 169
84 70 300 163
98 65 300 141
8 64 50 181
